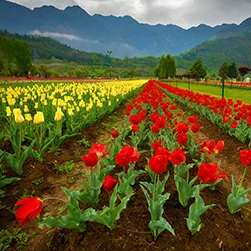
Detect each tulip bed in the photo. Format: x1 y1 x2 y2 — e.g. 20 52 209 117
157 81 251 146
1 79 251 250
0 79 145 177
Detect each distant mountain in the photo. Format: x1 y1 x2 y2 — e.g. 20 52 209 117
212 17 251 40
0 0 250 58
176 32 251 73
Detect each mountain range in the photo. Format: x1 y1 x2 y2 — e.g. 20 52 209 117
0 0 250 58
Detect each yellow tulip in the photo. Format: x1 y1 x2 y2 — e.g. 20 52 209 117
24 105 29 113
6 106 11 116
33 111 44 124
13 108 25 124
67 108 74 116
25 113 32 121
8 98 16 106
54 107 64 121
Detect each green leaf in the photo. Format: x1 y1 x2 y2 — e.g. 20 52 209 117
140 184 154 213
156 172 169 195
0 177 21 189
42 216 86 232
153 192 170 220
140 181 154 195
4 152 22 176
174 175 194 207
227 176 251 214
19 140 35 167
145 165 155 183
186 187 215 235
127 167 145 186
149 217 175 239
100 164 115 181
227 194 250 214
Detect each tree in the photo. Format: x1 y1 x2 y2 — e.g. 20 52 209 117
158 55 166 79
218 61 230 79
189 59 207 79
238 66 250 79
154 54 176 79
218 61 230 98
0 36 32 76
228 62 238 79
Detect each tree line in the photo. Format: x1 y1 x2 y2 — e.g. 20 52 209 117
0 36 31 76
154 55 250 81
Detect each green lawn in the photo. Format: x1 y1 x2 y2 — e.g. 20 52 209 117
168 81 251 104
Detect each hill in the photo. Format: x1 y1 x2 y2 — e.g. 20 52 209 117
0 30 159 70
175 32 251 73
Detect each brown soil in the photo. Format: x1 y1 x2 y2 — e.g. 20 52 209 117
1 98 251 251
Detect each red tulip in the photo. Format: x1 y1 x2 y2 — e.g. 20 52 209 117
230 121 238 128
191 123 200 133
155 116 166 129
247 118 251 126
188 115 198 124
90 142 109 157
155 147 170 159
103 175 118 192
222 116 229 123
198 162 227 184
152 141 163 151
111 130 119 138
151 124 160 134
169 148 186 165
175 122 189 134
176 133 188 145
82 152 98 167
131 124 139 132
200 140 224 154
150 112 159 123
129 115 141 125
15 197 43 226
149 154 168 174
138 110 147 120
116 146 140 167
240 150 251 166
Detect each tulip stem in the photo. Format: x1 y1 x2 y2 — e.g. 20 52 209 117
90 167 93 187
239 167 247 188
42 197 67 203
17 124 23 160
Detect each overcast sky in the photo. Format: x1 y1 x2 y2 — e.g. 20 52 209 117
8 0 251 29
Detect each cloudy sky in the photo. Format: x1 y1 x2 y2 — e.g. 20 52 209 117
9 0 251 29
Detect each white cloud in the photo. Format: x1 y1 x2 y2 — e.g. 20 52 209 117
30 30 83 41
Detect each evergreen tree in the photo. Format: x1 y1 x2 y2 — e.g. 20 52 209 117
218 61 230 79
154 54 176 79
158 55 166 79
189 59 207 79
170 57 176 77
228 62 238 79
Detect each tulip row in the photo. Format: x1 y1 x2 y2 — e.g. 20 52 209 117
13 79 251 239
156 80 251 146
0 80 146 177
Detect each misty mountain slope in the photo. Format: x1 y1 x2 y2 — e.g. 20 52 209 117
176 32 251 72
